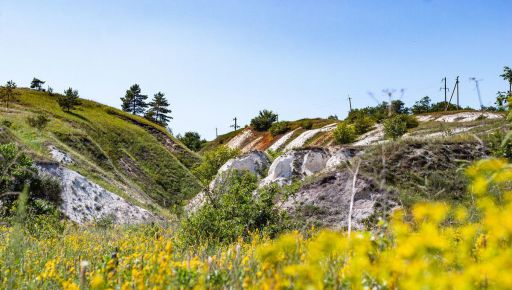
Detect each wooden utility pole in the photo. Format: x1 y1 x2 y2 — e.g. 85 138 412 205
348 95 352 111
231 117 240 131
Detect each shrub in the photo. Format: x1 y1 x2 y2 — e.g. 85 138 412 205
26 114 50 130
352 115 375 134
179 172 288 246
269 121 290 136
301 120 313 130
178 132 206 152
333 122 356 144
0 143 34 194
411 96 432 114
250 110 278 131
383 114 418 139
1 120 12 128
192 146 240 185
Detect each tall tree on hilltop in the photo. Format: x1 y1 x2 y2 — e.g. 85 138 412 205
501 66 512 96
121 84 148 115
0 80 20 108
146 92 172 126
30 78 45 91
58 87 82 112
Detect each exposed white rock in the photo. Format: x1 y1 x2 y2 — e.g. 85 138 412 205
281 171 396 230
352 125 385 146
325 148 358 170
241 136 263 153
48 145 74 165
227 129 253 149
267 129 298 152
285 124 337 150
37 163 156 224
434 112 502 122
261 148 331 186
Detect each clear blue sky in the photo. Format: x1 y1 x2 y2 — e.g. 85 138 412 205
1 0 511 139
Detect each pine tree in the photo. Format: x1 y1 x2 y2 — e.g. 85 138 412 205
0 80 20 108
30 78 45 91
121 84 148 115
146 92 172 126
58 87 82 112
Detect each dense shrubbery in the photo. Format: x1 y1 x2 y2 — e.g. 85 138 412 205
177 131 206 152
26 114 50 130
250 110 278 131
269 121 290 136
179 172 288 246
300 120 313 130
352 115 374 134
192 146 239 185
333 122 356 144
383 114 418 139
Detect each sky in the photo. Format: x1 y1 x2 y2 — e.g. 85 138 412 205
0 0 511 140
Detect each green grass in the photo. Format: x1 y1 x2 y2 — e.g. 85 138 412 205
0 89 202 214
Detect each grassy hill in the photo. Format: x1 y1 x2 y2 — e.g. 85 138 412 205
0 88 202 214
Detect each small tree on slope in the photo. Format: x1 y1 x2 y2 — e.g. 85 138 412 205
0 81 20 108
58 87 81 112
30 78 45 91
146 92 172 126
121 84 148 115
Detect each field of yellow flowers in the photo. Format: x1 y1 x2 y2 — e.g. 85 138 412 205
2 158 512 289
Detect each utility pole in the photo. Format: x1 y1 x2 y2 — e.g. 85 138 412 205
348 95 352 111
441 77 449 103
470 77 483 110
230 117 240 131
215 128 218 138
456 76 460 109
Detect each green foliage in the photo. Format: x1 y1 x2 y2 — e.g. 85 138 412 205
346 100 409 124
300 120 313 130
489 130 512 161
26 114 50 130
192 146 240 185
333 122 356 145
430 101 459 112
327 115 338 120
178 132 206 152
57 87 81 112
121 84 148 115
30 78 45 91
352 115 375 134
383 114 418 139
0 81 20 108
411 96 432 114
269 121 290 136
1 120 12 128
179 172 288 246
250 110 278 131
145 91 172 126
0 143 34 194
266 149 283 162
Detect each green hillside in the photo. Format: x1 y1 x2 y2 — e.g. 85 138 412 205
0 88 202 213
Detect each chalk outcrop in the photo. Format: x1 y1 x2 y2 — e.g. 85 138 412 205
37 163 156 224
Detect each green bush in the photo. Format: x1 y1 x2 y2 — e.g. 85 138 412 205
177 132 206 152
192 146 240 185
301 120 313 130
178 172 288 246
26 114 50 130
383 114 418 139
269 121 290 136
352 116 375 134
333 122 356 145
250 110 278 131
1 120 12 128
0 143 34 194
